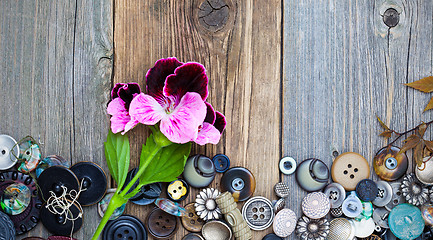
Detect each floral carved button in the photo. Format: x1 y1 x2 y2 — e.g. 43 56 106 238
301 192 330 219
146 208 179 239
0 134 19 170
242 196 274 231
296 159 329 192
167 179 189 202
331 152 370 191
373 181 393 207
181 203 204 233
401 173 429 206
374 146 408 182
273 208 297 238
279 157 297 175
356 179 378 202
295 216 329 240
323 183 346 208
221 167 255 202
389 203 425 240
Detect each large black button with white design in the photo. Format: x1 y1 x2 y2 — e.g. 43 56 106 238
0 211 15 240
324 183 346 208
103 215 147 240
242 196 274 231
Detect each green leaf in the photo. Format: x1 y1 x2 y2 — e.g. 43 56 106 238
104 130 130 190
139 134 158 170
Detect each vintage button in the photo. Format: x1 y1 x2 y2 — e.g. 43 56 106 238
329 206 343 218
353 218 375 238
123 168 162 205
37 166 80 201
421 204 433 226
201 220 232 240
102 215 147 240
40 201 83 236
182 203 204 232
167 179 189 202
98 189 126 220
279 156 297 175
183 155 216 188
273 198 285 214
70 161 107 206
389 203 425 240
274 182 290 198
401 173 429 206
361 234 382 240
356 179 378 202
18 139 41 173
355 201 373 221
342 192 362 218
296 158 329 192
301 192 330 219
295 216 329 240
373 181 393 207
22 238 45 240
242 196 274 231
385 182 404 211
154 198 187 217
0 211 16 240
195 188 221 221
331 152 370 191
373 208 390 229
327 218 355 240
415 156 433 185
35 155 70 178
374 146 408 181
212 154 230 173
48 237 77 240
146 208 179 239
182 233 205 240
0 134 19 170
273 208 297 238
323 182 346 208
1 182 31 215
262 233 283 240
221 167 255 202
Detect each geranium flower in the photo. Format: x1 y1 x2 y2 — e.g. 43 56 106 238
194 103 226 145
129 58 208 144
107 83 141 134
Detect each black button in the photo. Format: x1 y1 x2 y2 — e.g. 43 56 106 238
167 179 189 202
40 201 82 236
124 168 162 205
262 233 283 240
37 166 80 201
356 179 378 202
103 215 147 240
221 167 256 201
70 161 107 206
0 211 15 240
212 154 230 173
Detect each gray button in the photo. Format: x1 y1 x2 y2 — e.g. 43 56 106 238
242 196 274 231
373 207 390 229
274 182 290 198
385 157 398 170
385 182 404 211
273 198 285 214
231 177 245 191
342 193 362 218
324 183 346 208
373 181 393 207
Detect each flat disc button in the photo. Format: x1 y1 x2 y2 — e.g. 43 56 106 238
0 134 19 170
353 218 375 238
373 181 393 207
331 152 370 191
327 218 355 240
296 158 329 192
70 161 107 206
40 201 82 236
242 196 274 231
389 203 425 240
0 211 15 240
385 182 404 211
167 179 189 202
181 203 204 233
37 166 80 201
356 179 378 202
274 182 290 198
374 146 408 181
273 208 297 238
221 167 255 202
103 215 147 240
146 208 179 239
279 157 297 175
212 154 230 173
301 192 330 219
323 182 346 208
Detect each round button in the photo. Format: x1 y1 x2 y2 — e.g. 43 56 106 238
167 179 189 202
48 237 77 240
103 215 147 240
262 233 283 240
342 192 362 218
273 198 285 214
182 233 204 240
355 201 373 221
35 155 70 178
327 218 355 240
331 152 370 191
201 220 232 240
98 190 126 220
37 166 80 201
329 206 343 218
401 173 429 206
385 182 404 211
356 179 378 202
421 204 433 226
373 181 393 207
40 201 82 236
279 157 297 175
273 208 297 238
146 208 179 239
274 182 290 198
221 167 255 202
373 207 390 229
22 238 45 240
296 158 329 192
212 154 230 173
70 161 107 206
0 211 15 240
353 218 375 238
18 139 41 173
389 203 425 240
301 192 330 219
1 182 31 215
323 182 346 208
242 196 274 231
123 168 162 205
195 188 221 221
295 216 329 240
183 155 216 188
374 146 408 181
415 156 433 185
0 134 19 170
181 203 204 233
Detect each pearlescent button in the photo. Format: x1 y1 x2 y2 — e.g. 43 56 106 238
355 201 373 221
279 157 297 175
389 203 425 240
221 167 255 202
301 192 330 219
273 208 297 238
212 154 230 173
331 152 370 191
374 146 408 182
353 218 375 238
0 134 19 170
342 192 362 218
274 182 290 198
356 179 378 202
1 182 31 215
421 204 433 226
18 139 41 173
183 155 216 188
323 182 346 208
296 158 329 192
415 156 433 185
242 196 274 231
373 181 393 207
327 218 355 240
385 182 404 211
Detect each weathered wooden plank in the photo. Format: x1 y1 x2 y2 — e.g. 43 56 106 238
283 0 433 239
113 0 281 238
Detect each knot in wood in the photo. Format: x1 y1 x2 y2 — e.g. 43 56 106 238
198 0 229 32
383 8 399 28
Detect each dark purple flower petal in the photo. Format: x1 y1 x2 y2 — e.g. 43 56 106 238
111 83 127 99
214 111 226 133
118 83 141 109
164 62 208 102
146 58 183 100
204 102 216 124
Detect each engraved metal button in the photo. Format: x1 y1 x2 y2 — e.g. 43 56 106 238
301 192 330 219
373 207 390 229
373 181 393 207
331 152 370 191
0 135 19 170
342 192 362 218
323 183 346 208
279 156 297 175
389 203 425 240
273 198 285 214
327 218 355 240
274 182 290 198
329 206 343 218
385 182 404 211
401 173 429 206
273 208 297 238
242 196 274 231
295 216 329 240
374 146 408 182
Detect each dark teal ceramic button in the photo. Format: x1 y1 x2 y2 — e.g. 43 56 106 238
295 158 329 192
389 203 425 240
212 154 230 173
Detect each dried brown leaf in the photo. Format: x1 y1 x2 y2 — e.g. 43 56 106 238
406 76 433 93
398 134 421 155
379 130 393 138
415 141 425 167
425 96 433 112
376 115 390 131
425 140 433 153
418 122 427 137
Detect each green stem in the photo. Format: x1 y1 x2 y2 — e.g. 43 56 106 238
91 192 128 240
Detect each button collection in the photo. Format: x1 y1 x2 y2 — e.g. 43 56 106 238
102 215 147 240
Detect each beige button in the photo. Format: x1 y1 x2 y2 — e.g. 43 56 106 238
331 152 370 191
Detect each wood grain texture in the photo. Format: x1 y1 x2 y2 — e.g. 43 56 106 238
283 0 433 239
0 0 113 239
113 0 281 239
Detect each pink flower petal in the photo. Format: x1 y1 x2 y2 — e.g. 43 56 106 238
129 93 165 125
194 122 222 145
160 92 206 144
214 111 226 133
204 102 216 124
123 118 139 134
164 62 208 102
109 113 131 134
107 98 127 116
146 58 183 101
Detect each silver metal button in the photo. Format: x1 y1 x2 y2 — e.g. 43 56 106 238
385 182 404 212
323 182 346 208
373 181 393 207
242 196 274 231
0 135 19 170
274 182 290 198
373 207 390 229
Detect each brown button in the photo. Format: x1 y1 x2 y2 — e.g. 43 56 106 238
146 208 179 239
181 203 204 232
373 146 408 182
331 152 370 191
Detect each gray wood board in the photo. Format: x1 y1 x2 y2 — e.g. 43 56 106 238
0 0 113 239
283 0 433 238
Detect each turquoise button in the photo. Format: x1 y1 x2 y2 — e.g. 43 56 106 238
389 203 424 240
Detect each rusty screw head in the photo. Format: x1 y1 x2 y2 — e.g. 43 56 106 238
383 8 399 28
